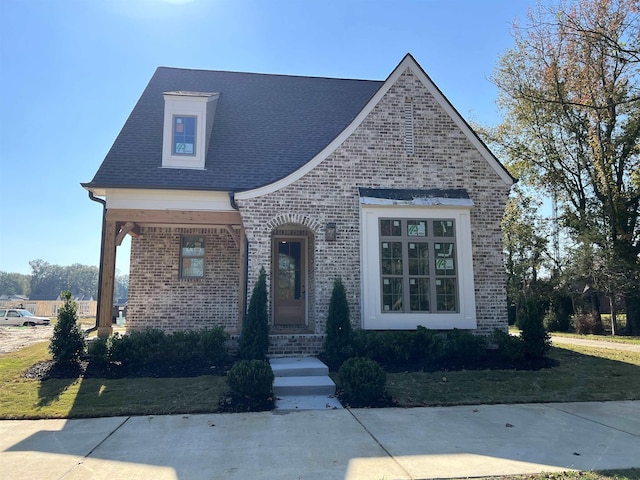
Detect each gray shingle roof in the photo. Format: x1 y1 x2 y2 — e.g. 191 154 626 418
84 67 383 192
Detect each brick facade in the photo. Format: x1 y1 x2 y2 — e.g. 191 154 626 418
127 226 240 332
126 68 511 353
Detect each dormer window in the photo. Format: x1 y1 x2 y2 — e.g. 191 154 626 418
173 115 196 155
162 91 219 169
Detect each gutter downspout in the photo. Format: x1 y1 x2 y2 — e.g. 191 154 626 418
229 192 248 326
87 191 106 334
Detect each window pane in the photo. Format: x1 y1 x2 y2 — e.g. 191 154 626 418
380 219 401 236
381 242 403 275
173 116 196 155
409 278 430 311
433 220 455 237
407 220 427 237
182 258 204 277
434 242 456 275
436 278 457 311
408 242 429 275
382 277 403 311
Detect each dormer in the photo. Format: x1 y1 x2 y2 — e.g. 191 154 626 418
162 91 219 169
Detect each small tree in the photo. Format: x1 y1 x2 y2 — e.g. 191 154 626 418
323 277 353 368
239 267 269 360
519 298 551 360
49 291 85 365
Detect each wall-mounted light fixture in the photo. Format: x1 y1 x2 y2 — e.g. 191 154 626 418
325 222 337 241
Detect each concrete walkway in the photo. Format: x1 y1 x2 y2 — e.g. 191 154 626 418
1 401 638 480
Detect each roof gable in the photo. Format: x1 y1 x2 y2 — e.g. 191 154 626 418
236 54 513 200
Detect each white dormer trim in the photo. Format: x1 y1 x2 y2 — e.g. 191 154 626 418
235 54 513 200
162 91 219 170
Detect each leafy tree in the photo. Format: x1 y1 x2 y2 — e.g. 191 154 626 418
486 0 640 333
0 271 30 296
239 267 269 360
29 260 100 299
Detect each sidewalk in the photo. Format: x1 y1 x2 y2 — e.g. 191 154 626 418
1 401 638 480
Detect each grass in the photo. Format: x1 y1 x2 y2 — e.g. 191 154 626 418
475 470 639 480
0 342 228 419
386 344 640 407
1 339 639 419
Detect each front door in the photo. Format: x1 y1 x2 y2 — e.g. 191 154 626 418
273 238 306 325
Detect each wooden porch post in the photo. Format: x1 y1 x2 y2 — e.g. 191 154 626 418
97 217 117 338
238 227 246 326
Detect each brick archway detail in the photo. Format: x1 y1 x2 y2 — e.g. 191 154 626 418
266 214 322 235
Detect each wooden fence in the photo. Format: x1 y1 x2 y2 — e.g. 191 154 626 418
0 300 97 318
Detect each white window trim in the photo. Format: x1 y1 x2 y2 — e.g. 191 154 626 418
360 205 476 330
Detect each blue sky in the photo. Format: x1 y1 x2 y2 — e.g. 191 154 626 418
0 0 534 276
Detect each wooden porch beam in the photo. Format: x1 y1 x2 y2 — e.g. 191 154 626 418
106 209 242 225
97 218 117 338
115 222 140 247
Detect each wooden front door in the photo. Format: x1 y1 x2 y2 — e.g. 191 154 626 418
273 238 306 325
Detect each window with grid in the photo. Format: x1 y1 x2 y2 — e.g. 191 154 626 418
379 218 457 313
180 235 205 278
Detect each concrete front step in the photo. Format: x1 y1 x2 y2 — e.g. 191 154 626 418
269 357 329 377
274 394 343 412
273 375 336 396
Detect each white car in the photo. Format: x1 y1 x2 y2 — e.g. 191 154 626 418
0 308 51 326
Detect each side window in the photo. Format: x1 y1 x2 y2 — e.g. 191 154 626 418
180 235 205 278
8 310 20 317
0 309 6 316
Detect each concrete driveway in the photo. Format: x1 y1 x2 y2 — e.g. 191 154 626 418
1 401 639 480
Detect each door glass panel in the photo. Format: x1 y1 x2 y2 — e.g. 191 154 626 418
278 241 301 300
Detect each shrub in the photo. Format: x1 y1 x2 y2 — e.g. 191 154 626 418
239 267 270 360
573 313 605 335
491 329 525 362
445 329 487 363
226 359 274 399
197 327 229 367
520 304 551 360
411 326 446 367
323 278 354 369
86 337 109 366
108 328 167 373
49 291 86 365
338 357 386 406
543 307 562 332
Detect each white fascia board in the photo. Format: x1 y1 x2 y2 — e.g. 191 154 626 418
236 54 512 201
104 189 234 211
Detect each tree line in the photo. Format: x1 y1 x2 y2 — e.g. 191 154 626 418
0 260 128 303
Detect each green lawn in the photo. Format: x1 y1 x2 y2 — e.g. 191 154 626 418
1 340 639 419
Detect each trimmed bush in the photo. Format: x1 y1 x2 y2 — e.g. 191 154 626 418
86 337 109 366
49 291 86 366
338 357 386 406
445 329 487 363
411 326 446 367
226 359 274 399
491 329 525 362
521 310 551 360
108 328 167 373
323 278 354 369
240 267 269 360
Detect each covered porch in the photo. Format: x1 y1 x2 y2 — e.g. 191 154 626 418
96 209 246 338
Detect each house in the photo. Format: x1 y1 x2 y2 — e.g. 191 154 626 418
83 54 514 355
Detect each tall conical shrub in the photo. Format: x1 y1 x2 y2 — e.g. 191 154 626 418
323 277 353 369
239 267 269 360
49 291 86 365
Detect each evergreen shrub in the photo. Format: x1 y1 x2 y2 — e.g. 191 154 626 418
322 277 353 368
445 329 487 363
239 267 269 360
49 291 86 365
338 357 386 406
226 359 274 399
